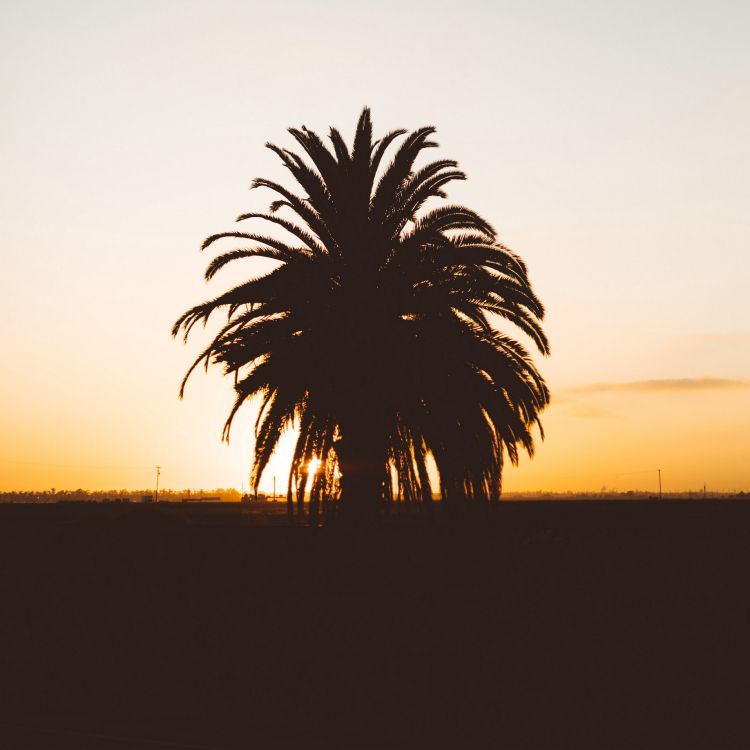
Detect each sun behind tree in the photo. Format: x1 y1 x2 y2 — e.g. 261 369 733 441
174 108 549 518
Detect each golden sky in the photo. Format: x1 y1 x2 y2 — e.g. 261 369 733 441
1 0 748 493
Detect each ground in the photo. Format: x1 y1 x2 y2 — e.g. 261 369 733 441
1 500 748 748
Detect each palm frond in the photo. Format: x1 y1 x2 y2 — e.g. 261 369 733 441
176 109 549 513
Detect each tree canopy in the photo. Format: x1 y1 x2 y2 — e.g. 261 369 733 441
174 108 549 516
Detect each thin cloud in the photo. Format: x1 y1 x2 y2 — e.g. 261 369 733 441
547 393 620 419
572 377 750 394
673 332 750 346
567 403 621 419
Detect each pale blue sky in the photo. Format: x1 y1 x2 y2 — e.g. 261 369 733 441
1 0 748 491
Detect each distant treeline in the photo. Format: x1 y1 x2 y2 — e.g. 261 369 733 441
502 490 748 500
0 488 245 504
0 488 746 503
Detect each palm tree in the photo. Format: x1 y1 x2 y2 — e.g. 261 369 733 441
173 108 549 518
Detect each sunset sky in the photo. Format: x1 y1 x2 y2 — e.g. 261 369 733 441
1 0 748 494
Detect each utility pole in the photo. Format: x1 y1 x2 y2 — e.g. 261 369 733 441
273 475 276 501
657 468 662 501
155 466 160 503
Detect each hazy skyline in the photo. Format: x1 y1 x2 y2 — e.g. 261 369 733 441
1 0 748 493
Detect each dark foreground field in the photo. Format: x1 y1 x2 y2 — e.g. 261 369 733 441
1 500 749 749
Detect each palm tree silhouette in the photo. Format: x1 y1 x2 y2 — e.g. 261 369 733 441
174 108 549 518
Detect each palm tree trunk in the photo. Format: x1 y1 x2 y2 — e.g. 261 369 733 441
296 470 307 518
416 457 433 512
334 429 385 519
287 471 296 521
